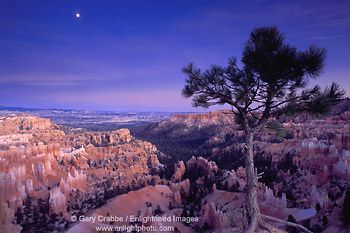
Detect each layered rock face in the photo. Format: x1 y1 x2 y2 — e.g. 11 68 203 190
171 110 235 124
62 129 131 148
0 114 53 133
0 114 164 232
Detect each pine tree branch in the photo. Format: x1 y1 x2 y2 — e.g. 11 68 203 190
260 214 313 233
270 96 300 109
259 220 286 233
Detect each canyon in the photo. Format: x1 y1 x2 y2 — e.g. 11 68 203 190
0 105 350 232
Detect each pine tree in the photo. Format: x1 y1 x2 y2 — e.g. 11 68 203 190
182 26 344 232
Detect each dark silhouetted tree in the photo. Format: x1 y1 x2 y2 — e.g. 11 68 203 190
316 203 321 213
343 189 350 225
322 215 328 226
153 204 163 215
182 26 344 232
286 214 297 233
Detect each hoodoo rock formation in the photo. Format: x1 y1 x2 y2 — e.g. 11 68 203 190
1 108 350 232
136 108 350 232
0 114 165 232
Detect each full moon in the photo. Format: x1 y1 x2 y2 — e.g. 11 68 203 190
76 13 80 18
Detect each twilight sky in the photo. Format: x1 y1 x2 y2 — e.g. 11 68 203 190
0 0 349 112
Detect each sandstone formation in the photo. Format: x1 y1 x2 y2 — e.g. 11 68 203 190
1 108 350 232
204 202 229 229
0 114 165 232
171 110 234 124
136 109 350 232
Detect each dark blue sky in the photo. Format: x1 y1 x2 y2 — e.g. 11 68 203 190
1 0 349 111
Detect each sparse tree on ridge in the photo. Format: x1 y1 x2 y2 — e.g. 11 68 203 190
343 189 350 225
182 26 345 232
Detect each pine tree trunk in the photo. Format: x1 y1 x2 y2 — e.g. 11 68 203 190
244 131 260 233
